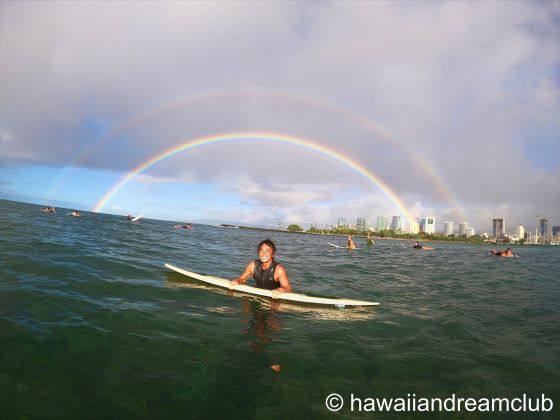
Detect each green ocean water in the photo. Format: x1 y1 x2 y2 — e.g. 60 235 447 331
1 199 558 418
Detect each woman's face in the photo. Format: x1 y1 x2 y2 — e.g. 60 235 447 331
258 244 274 263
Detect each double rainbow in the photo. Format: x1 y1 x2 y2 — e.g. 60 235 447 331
92 132 417 226
51 88 466 222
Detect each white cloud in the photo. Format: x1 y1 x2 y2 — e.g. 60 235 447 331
220 176 339 206
134 173 194 185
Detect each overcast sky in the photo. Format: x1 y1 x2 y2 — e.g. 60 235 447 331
1 1 559 232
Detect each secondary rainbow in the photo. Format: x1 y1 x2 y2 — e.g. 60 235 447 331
55 88 466 222
92 132 416 225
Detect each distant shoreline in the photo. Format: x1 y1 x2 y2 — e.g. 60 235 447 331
3 199 553 246
219 224 496 246
219 224 560 246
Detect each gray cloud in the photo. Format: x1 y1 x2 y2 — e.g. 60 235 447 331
1 1 558 230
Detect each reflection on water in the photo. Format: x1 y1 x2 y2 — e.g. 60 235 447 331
241 298 282 354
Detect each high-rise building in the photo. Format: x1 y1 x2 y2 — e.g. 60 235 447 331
337 218 347 228
458 222 468 236
427 217 436 234
376 216 389 231
553 226 560 237
390 216 402 232
356 218 367 232
493 218 505 238
465 227 475 237
409 222 420 234
539 218 548 238
443 222 454 236
516 225 525 240
419 216 436 234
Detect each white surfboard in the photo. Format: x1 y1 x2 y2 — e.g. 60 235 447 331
165 263 379 307
328 242 362 250
132 214 143 222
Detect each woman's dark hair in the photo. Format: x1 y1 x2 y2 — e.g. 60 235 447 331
257 239 276 253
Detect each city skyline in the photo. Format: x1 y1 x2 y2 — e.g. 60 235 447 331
324 214 558 239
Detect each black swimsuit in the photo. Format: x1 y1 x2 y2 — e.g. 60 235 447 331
252 259 280 290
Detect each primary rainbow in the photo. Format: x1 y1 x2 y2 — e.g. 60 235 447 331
92 132 416 225
54 89 466 222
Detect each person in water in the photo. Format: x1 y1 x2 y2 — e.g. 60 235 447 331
42 206 55 213
173 223 193 229
127 214 133 221
347 235 357 249
366 232 374 246
491 247 515 257
503 248 514 257
413 241 433 250
70 210 81 217
230 239 292 299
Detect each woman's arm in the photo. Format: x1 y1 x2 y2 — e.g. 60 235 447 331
230 261 255 289
271 264 292 298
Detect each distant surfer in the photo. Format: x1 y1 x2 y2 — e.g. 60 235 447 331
490 248 515 258
42 206 55 213
347 235 357 249
230 239 292 299
127 214 133 221
366 233 374 246
69 210 82 217
413 241 433 250
174 223 193 229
